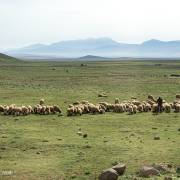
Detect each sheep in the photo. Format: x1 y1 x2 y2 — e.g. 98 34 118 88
146 99 155 106
40 106 47 115
137 104 144 112
33 105 39 114
53 105 62 114
163 103 171 113
40 99 45 105
174 103 180 113
76 106 83 115
67 107 75 116
143 103 152 112
132 100 141 106
35 105 42 114
99 108 105 114
8 104 16 115
132 105 137 113
45 106 51 114
152 104 158 113
176 94 180 99
114 104 125 113
115 98 120 104
73 101 80 106
106 104 115 112
99 104 106 111
67 105 82 116
21 106 30 115
14 106 22 116
81 100 89 105
3 106 10 115
148 95 156 102
27 105 33 114
127 105 134 114
88 104 100 114
0 105 4 112
83 105 90 114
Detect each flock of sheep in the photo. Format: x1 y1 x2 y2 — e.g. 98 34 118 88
67 95 180 116
0 95 180 117
0 99 61 116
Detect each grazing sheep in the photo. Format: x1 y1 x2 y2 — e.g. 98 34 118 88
3 106 10 115
81 100 89 105
163 103 171 113
132 100 141 106
88 104 100 114
0 105 4 112
98 93 107 97
83 105 90 114
152 104 158 113
14 106 22 116
127 105 134 114
40 106 46 115
45 106 51 114
67 105 82 116
73 101 80 105
99 104 106 111
106 104 115 112
99 108 105 114
143 103 152 112
115 98 120 104
114 104 125 113
137 104 144 112
76 106 83 115
132 105 137 113
53 105 62 114
67 107 75 116
27 105 33 114
21 106 29 115
40 99 45 105
176 94 180 99
99 102 109 111
148 95 156 102
174 103 180 113
146 99 155 106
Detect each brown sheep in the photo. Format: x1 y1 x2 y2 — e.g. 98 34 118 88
73 101 80 106
0 105 4 112
53 105 62 114
148 95 156 102
176 94 180 99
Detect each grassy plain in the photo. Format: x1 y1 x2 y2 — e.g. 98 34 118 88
0 59 180 179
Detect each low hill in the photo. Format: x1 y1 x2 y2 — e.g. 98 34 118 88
78 55 109 60
0 53 20 63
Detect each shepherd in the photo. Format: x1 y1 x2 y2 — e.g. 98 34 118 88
157 97 163 113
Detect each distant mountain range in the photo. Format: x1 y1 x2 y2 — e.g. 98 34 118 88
5 38 180 59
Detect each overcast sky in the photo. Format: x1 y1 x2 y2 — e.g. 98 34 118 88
1 0 180 50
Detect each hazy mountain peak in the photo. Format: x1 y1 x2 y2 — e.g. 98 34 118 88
6 38 180 58
142 39 163 44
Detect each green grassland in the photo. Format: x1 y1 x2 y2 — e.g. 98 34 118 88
0 59 180 179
